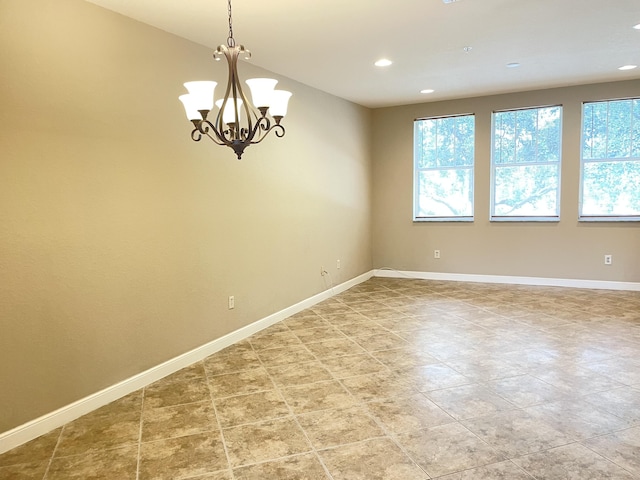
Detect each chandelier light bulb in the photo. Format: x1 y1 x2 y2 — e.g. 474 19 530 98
215 98 243 125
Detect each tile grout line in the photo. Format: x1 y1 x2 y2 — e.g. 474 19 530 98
134 387 145 480
39 425 64 480
249 336 337 480
202 360 236 480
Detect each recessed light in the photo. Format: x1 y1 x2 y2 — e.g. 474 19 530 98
442 0 461 3
618 65 638 71
374 59 392 67
420 89 435 94
506 62 521 68
633 23 640 30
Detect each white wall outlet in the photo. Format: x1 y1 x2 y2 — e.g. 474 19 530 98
228 295 235 309
320 266 326 276
604 254 612 265
434 250 441 259
337 259 341 269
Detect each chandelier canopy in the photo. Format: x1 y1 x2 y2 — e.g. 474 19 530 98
178 0 292 159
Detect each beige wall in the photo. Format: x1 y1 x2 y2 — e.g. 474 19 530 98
372 81 640 282
0 0 372 432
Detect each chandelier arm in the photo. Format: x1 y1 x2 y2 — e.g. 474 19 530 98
198 119 231 146
245 120 286 146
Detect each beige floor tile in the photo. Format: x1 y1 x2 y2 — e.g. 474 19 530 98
280 380 355 414
396 422 505 477
144 364 211 408
370 346 439 371
486 374 568 407
142 400 218 441
358 307 405 321
266 361 333 387
214 390 290 427
525 398 631 440
461 409 573 456
249 330 302 350
319 437 429 480
255 345 316 366
445 357 526 382
427 384 516 421
352 333 408 352
583 426 640 476
304 337 366 359
436 460 533 479
139 432 228 480
233 453 329 480
0 428 60 467
203 349 263 376
398 363 472 392
283 314 330 331
296 406 384 449
513 442 635 479
366 393 455 434
335 321 390 337
311 304 355 316
223 417 311 467
293 326 346 344
341 371 417 403
208 367 275 398
582 386 640 425
55 399 141 457
48 445 138 480
531 365 627 396
320 312 369 325
320 353 388 378
183 472 232 480
0 462 48 480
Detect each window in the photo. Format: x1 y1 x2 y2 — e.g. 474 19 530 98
491 105 562 220
414 114 474 221
580 98 640 221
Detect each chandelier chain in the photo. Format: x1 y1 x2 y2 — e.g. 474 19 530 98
226 0 235 47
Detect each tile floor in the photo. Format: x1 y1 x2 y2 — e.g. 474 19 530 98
2 277 640 479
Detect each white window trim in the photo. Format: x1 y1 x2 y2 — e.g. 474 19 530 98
490 105 562 222
413 113 475 223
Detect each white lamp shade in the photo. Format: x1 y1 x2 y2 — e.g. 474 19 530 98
183 81 217 111
245 78 278 109
215 98 243 124
269 90 292 117
179 94 202 121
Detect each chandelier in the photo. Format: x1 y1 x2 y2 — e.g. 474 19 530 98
178 0 292 159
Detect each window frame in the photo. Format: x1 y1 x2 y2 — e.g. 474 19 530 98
579 97 640 222
490 104 563 222
413 113 475 223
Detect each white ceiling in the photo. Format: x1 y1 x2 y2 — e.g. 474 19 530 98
87 0 640 108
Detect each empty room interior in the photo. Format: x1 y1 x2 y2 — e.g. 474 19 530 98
1 0 640 479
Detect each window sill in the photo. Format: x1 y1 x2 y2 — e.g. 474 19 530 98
413 217 474 223
490 216 560 222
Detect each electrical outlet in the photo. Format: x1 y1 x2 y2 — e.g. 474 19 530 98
434 250 441 259
228 295 235 309
604 254 612 265
337 259 341 269
320 266 326 276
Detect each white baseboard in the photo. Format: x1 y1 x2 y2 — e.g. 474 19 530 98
0 270 373 454
374 268 640 291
